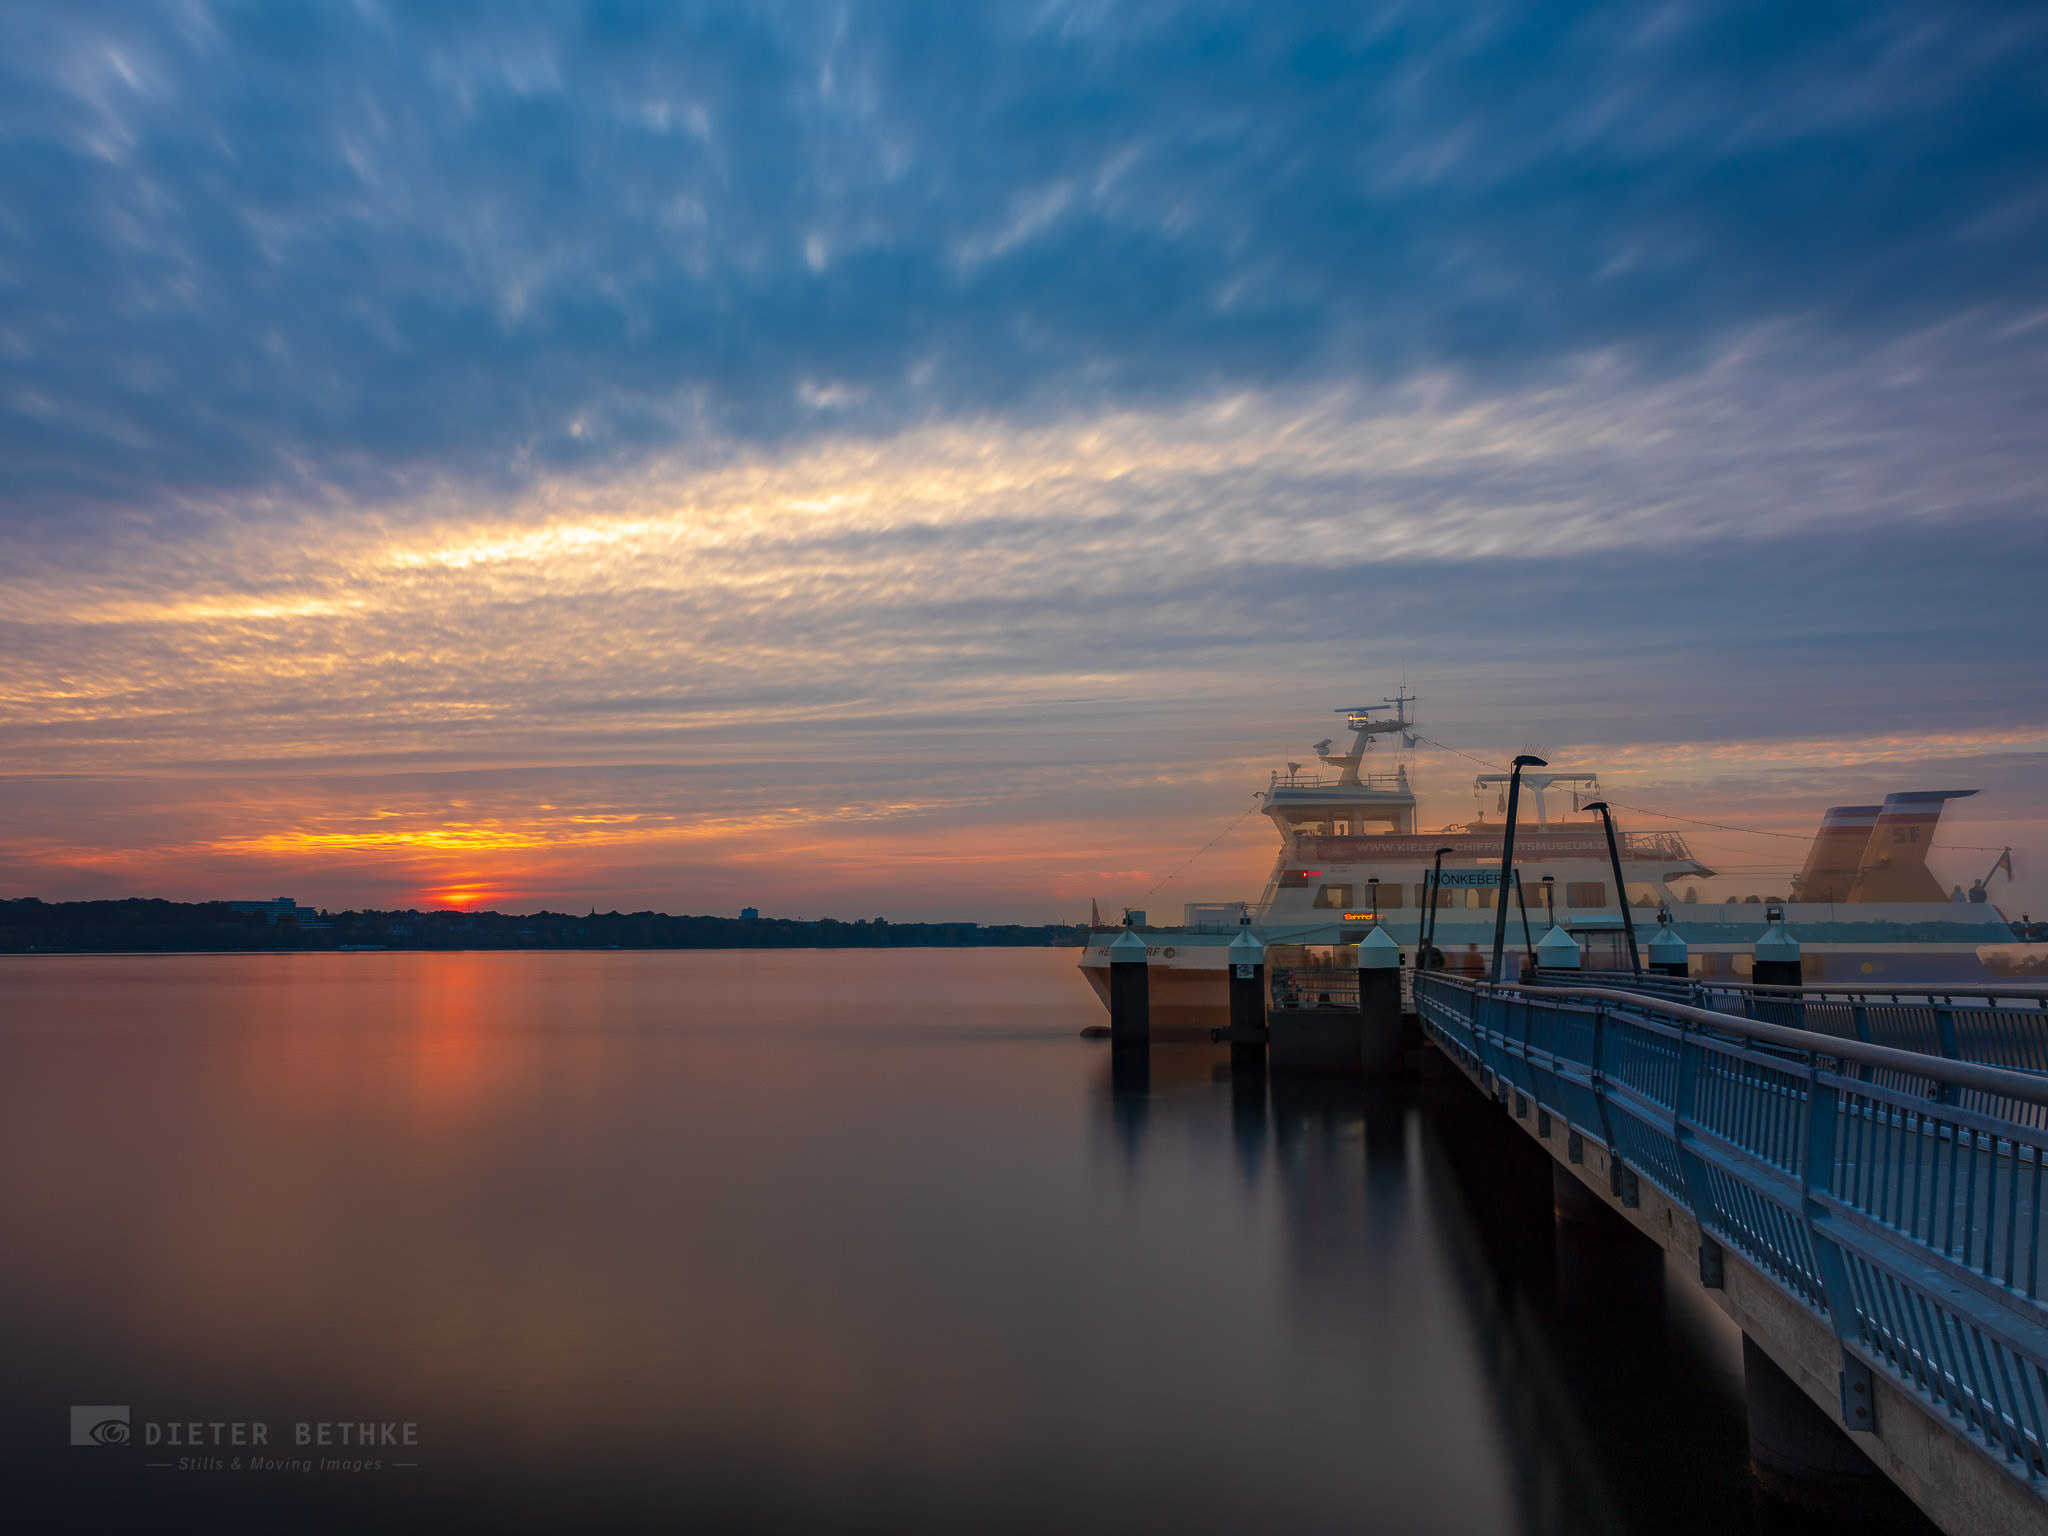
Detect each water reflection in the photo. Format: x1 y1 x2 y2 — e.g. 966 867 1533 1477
1 953 1930 1534
1096 1044 1933 1536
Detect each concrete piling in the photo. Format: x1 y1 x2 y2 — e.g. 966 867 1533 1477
1358 925 1403 1075
1753 908 1803 988
1741 1337 1889 1516
1648 914 1689 978
1225 922 1267 1071
1108 927 1151 1043
1534 923 1581 972
1551 1162 1615 1226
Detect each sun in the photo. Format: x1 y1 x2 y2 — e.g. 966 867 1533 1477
427 883 501 911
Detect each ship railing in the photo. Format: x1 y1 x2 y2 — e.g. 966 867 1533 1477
1414 970 2048 1494
1618 830 1697 861
1266 772 1411 793
1270 967 1360 1011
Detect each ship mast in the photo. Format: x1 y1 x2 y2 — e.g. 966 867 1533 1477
1317 691 1417 786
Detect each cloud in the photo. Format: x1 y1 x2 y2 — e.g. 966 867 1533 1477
1 2 2045 917
1 1 2044 529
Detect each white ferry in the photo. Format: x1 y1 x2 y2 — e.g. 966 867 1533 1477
1079 697 2013 1030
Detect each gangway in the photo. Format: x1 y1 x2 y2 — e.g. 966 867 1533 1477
1417 970 2048 1535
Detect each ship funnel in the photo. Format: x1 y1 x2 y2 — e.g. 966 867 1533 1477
1792 805 1881 903
1847 790 1977 904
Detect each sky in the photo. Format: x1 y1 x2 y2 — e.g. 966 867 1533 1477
1 1 2045 922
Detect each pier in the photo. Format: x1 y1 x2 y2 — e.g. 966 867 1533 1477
1416 969 2048 1535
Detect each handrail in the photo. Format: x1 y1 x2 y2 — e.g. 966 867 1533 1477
1415 969 2048 1500
1438 975 2048 1109
1708 979 2048 1002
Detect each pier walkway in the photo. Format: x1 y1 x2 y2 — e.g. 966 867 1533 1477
1417 970 2048 1535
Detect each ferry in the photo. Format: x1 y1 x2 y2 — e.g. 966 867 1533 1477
1079 696 2014 1030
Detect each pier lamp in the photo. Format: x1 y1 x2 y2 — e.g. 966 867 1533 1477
1582 801 1643 977
1366 876 1380 925
1490 755 1547 984
1542 875 1555 925
1421 846 1454 972
1512 871 1536 971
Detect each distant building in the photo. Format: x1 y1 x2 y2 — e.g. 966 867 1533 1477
225 896 330 931
739 907 759 920
227 897 301 923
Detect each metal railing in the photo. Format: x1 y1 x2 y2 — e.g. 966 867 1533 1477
1270 967 1361 1011
1618 830 1698 861
1416 971 2048 1493
1539 971 2048 1079
1268 771 1410 793
1530 966 1696 1003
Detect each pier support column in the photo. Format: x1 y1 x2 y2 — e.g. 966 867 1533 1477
1648 913 1689 978
1551 1163 1618 1227
1107 928 1150 1044
1357 926 1404 1076
1752 909 1803 989
1742 1337 1889 1515
1226 923 1267 1075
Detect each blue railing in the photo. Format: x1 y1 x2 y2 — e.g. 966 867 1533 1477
1543 971 2048 1080
1416 971 2048 1492
1269 967 1360 1010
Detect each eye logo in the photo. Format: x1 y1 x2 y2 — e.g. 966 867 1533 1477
70 1406 130 1446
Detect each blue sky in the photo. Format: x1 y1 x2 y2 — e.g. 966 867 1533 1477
1 1 2044 918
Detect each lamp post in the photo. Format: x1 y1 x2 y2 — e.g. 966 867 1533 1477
1512 870 1536 972
1366 876 1380 925
1542 875 1555 927
1421 846 1453 972
1490 755 1547 984
1582 800 1642 977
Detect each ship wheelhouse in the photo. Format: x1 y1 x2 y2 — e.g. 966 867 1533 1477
1251 707 1715 934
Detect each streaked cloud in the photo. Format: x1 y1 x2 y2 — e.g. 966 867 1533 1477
0 3 2043 917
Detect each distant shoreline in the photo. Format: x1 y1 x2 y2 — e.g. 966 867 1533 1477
0 898 1085 956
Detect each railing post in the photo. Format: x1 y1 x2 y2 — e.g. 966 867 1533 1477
1589 1004 1620 1173
1932 999 1961 1105
1799 1068 1873 1431
1672 1023 1715 1256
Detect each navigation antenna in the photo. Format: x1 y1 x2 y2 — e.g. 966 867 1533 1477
1319 691 1419 785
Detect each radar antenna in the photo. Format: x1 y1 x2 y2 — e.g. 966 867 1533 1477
1317 691 1419 784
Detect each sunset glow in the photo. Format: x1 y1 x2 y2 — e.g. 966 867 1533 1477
0 3 2042 921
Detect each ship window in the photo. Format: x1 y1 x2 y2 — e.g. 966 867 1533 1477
1566 882 1607 909
1414 884 1454 909
1465 889 1497 909
1373 885 1404 910
1313 884 1354 910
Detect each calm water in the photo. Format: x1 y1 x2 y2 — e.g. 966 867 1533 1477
0 950 1920 1534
